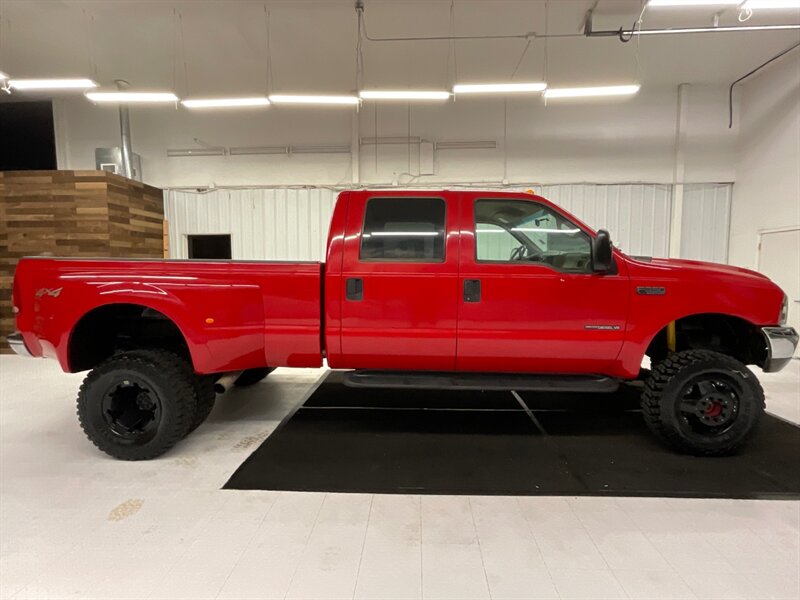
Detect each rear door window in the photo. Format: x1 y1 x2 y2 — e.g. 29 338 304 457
360 197 446 262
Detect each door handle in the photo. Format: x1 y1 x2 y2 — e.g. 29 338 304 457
464 279 481 302
346 277 363 301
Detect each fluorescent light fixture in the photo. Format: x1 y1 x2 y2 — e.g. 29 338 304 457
86 92 179 103
741 0 800 8
629 23 800 34
9 78 96 90
290 144 351 154
453 82 547 94
436 140 497 150
477 226 581 234
182 97 269 108
229 146 288 156
544 84 641 99
167 148 226 157
512 228 581 234
359 90 450 101
361 136 422 145
370 231 439 237
647 0 739 7
269 94 359 105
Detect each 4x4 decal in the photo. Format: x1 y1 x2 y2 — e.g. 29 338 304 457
35 287 63 299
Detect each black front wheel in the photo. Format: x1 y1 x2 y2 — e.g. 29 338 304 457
77 350 197 460
641 350 764 456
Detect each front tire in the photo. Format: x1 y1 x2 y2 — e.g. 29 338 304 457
641 350 764 456
77 350 196 460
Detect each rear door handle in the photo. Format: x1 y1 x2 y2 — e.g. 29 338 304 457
346 277 363 301
464 279 481 302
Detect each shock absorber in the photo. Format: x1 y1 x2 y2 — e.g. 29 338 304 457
666 320 677 354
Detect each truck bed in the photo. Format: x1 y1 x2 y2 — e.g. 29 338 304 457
13 257 324 373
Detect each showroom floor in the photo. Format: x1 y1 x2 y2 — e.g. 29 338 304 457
1 355 798 600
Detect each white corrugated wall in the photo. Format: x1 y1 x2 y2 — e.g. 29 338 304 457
164 183 731 263
165 188 337 261
523 184 673 258
680 183 732 264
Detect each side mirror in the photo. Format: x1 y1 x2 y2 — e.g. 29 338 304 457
593 229 613 273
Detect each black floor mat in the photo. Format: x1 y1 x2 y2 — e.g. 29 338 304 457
224 372 800 499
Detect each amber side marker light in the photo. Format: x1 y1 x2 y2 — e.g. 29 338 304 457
205 318 215 324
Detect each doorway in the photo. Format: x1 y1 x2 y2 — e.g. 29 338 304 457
187 234 232 259
758 227 800 358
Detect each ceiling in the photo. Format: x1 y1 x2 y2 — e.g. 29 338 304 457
1 0 798 98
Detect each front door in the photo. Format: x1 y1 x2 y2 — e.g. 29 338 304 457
456 196 630 374
339 192 460 371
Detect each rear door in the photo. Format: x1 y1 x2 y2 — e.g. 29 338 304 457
339 191 460 370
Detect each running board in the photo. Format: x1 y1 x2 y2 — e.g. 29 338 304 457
342 371 620 393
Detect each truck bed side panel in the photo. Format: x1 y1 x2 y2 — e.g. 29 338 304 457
13 258 322 373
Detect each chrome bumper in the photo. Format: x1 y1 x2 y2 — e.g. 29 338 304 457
762 327 799 373
6 333 33 358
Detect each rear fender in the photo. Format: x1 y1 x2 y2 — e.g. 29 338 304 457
62 282 212 372
68 277 267 373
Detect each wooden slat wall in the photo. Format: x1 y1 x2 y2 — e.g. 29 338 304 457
0 170 164 353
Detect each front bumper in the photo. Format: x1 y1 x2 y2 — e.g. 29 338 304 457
6 332 33 358
762 327 799 373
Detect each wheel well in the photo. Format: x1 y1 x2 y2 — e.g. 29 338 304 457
645 313 767 367
69 304 191 372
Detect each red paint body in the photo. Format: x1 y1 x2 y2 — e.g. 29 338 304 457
12 190 786 380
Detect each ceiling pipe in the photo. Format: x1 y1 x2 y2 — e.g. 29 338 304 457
583 8 800 42
728 40 800 128
114 79 134 179
354 0 582 43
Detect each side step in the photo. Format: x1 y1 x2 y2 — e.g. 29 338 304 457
342 370 620 393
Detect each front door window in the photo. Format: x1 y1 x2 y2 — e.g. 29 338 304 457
475 199 592 273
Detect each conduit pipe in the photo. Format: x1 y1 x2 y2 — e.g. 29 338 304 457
728 41 800 128
354 0 581 43
115 79 134 179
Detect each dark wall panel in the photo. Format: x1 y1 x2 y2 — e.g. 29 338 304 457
0 101 57 171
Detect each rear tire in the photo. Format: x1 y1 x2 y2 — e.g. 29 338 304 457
77 350 196 460
188 375 216 433
121 349 213 434
234 368 275 387
641 350 764 456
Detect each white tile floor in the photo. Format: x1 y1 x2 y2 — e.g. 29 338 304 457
1 355 798 600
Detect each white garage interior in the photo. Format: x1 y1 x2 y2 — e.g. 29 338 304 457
1 0 799 599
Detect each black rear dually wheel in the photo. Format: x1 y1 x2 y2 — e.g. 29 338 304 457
188 374 216 432
120 349 214 434
77 350 196 460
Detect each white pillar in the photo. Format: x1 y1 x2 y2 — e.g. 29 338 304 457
669 83 690 258
351 109 360 185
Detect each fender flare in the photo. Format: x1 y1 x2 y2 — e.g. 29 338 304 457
64 293 211 372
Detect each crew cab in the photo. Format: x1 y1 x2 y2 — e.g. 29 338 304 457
9 190 798 459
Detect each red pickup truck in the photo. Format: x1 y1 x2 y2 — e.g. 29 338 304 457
9 190 797 460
